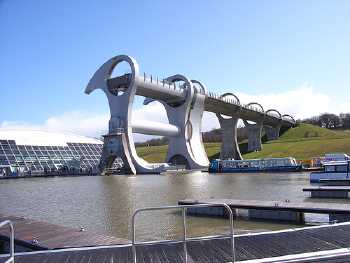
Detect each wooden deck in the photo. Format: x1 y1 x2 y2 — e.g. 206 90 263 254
0 213 129 250
3 223 350 262
179 198 350 214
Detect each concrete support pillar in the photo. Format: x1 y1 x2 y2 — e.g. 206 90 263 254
99 132 136 174
216 114 242 160
159 77 209 170
244 120 263 152
264 124 281 141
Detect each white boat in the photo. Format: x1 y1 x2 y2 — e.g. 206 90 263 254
310 160 350 183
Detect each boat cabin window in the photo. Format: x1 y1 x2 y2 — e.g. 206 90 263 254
283 159 290 166
336 164 348 172
251 161 259 168
325 165 336 172
324 164 348 172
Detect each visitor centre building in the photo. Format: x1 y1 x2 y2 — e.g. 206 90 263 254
0 129 103 176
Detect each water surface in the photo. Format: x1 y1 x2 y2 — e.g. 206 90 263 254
0 172 345 241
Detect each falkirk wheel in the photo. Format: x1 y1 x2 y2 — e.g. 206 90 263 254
86 55 295 174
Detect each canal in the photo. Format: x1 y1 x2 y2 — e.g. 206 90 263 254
1 172 347 241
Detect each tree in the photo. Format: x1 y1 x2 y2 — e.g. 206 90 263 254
303 116 320 126
340 113 350 129
317 113 340 128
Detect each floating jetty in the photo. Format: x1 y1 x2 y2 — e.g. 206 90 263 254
303 186 350 198
320 179 350 186
178 198 350 223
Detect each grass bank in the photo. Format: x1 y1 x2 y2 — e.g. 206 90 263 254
136 124 350 162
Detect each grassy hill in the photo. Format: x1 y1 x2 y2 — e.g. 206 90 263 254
244 123 350 160
136 123 350 163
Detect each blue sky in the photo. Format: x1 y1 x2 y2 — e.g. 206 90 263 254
1 0 349 138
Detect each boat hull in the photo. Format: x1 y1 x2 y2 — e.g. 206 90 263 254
310 172 349 183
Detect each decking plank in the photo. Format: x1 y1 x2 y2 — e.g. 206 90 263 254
5 212 350 262
0 213 129 250
8 224 350 262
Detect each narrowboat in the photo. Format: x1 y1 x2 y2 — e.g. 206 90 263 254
209 157 302 173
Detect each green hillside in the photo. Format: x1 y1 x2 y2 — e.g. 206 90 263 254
136 145 169 163
244 123 350 160
136 123 350 163
277 123 348 141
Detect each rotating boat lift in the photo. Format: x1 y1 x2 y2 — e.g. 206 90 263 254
86 55 295 174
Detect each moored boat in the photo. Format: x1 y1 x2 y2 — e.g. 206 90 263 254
209 157 302 173
310 160 350 183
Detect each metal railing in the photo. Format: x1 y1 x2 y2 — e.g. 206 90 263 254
143 73 185 93
131 203 235 263
141 73 294 125
0 220 14 263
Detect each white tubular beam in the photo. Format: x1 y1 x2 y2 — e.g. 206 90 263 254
135 75 185 103
131 121 180 137
107 74 294 127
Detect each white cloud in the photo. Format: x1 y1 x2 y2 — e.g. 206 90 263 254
132 101 167 123
1 112 109 139
337 102 350 114
236 83 331 120
0 104 171 142
0 84 346 142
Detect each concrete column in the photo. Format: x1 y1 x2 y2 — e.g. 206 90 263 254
264 124 281 141
244 120 263 152
99 132 136 174
160 77 209 170
216 114 242 160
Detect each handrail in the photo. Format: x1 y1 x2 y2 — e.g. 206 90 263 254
131 203 235 263
0 220 14 263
